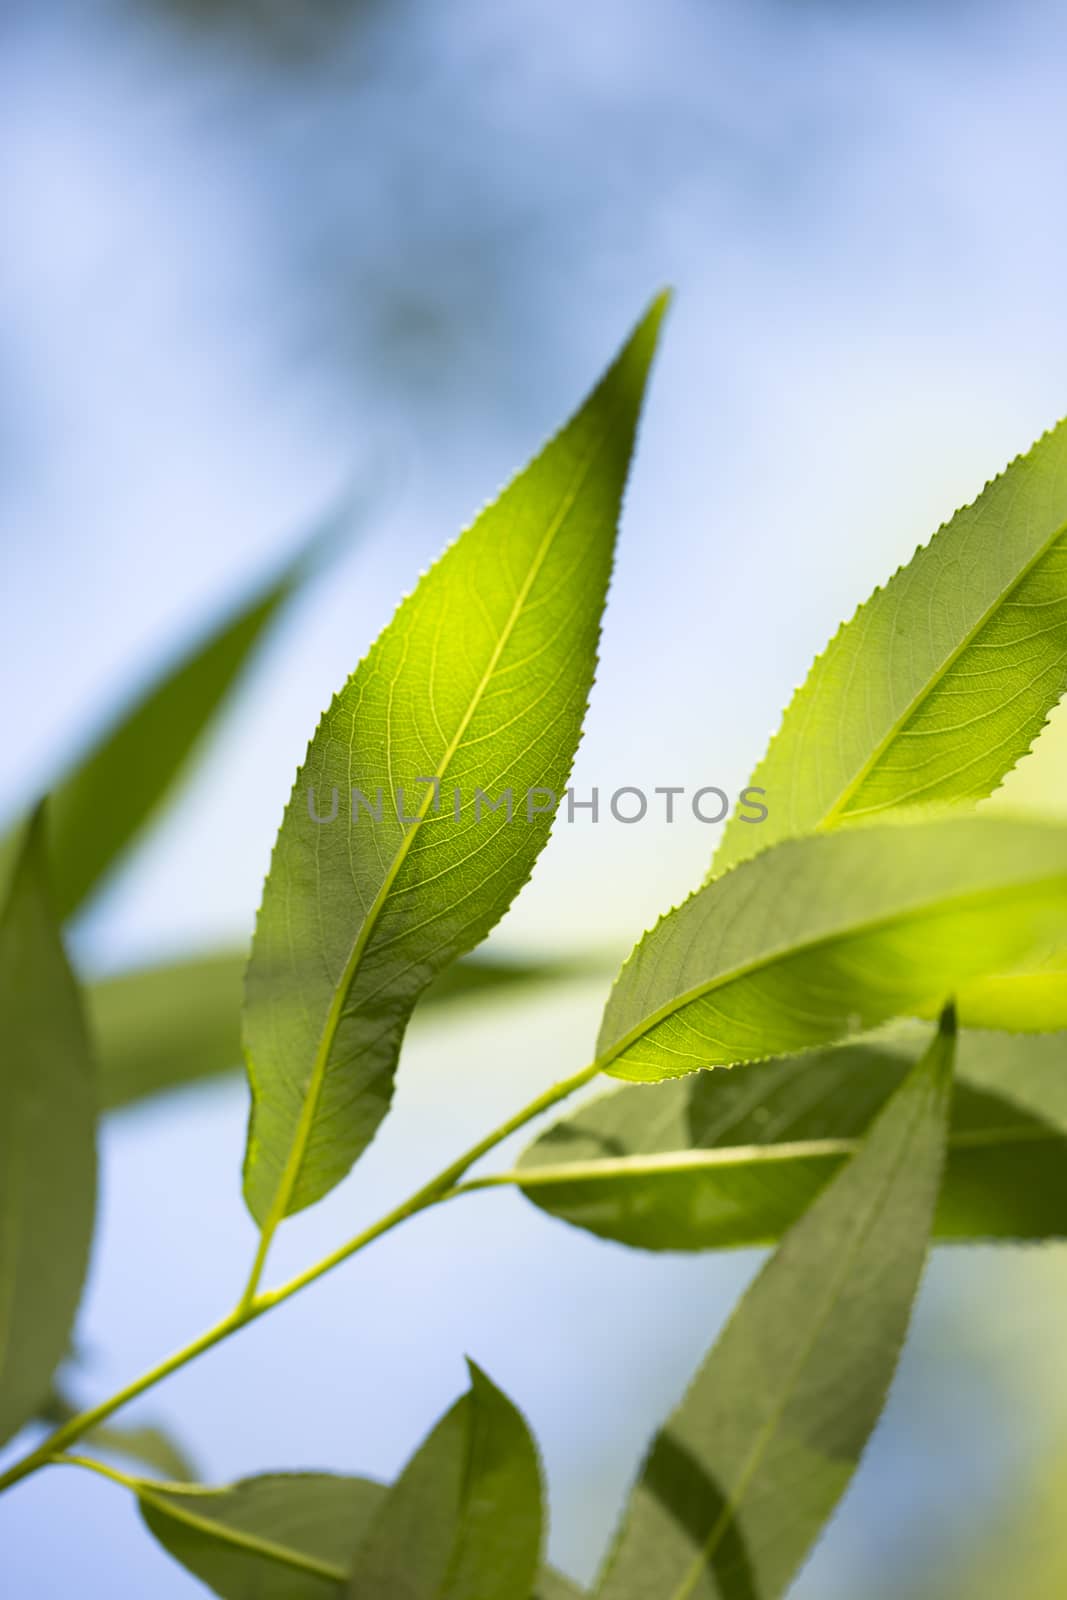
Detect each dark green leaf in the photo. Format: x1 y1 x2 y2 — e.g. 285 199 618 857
595 1013 954 1600
140 1472 385 1599
0 810 96 1447
348 1361 543 1599
243 297 668 1226
599 815 1067 1083
516 1029 1067 1249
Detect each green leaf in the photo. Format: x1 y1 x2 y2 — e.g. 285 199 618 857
918 951 1067 1032
27 498 357 922
140 1444 553 1600
242 295 668 1226
0 810 96 1449
516 1029 1067 1249
599 814 1067 1083
89 947 598 1114
140 1472 386 1599
536 1572 585 1600
90 949 248 1112
714 420 1067 875
595 1011 955 1600
348 1360 543 1599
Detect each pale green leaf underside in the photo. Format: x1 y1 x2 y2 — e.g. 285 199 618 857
88 947 592 1113
518 1029 1067 1250
348 1360 543 1599
243 296 667 1225
599 814 1067 1082
140 1472 385 1599
0 812 96 1448
714 418 1067 875
595 1016 953 1600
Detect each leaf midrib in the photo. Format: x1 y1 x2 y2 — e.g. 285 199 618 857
255 425 610 1226
512 1116 1060 1189
598 868 1067 1070
817 515 1067 828
141 1485 347 1585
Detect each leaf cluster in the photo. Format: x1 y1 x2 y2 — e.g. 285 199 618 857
4 295 1067 1596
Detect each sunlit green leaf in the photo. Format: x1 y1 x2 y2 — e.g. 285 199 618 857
348 1360 543 1599
0 810 96 1448
140 1472 384 1599
20 498 359 922
515 1029 1067 1249
243 296 668 1226
714 421 1067 874
600 815 1067 1083
917 949 1067 1031
89 947 599 1113
595 1012 954 1600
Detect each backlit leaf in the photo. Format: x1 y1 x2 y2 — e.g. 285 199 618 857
0 811 96 1448
600 815 1067 1083
595 1011 954 1600
243 296 668 1225
918 949 1067 1032
714 421 1067 874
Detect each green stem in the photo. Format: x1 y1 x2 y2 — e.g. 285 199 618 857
0 1310 250 1495
0 1057 601 1498
257 1058 601 1310
56 1453 349 1583
55 1453 142 1491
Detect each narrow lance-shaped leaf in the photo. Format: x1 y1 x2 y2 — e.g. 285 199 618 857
0 810 96 1447
515 1029 1067 1250
599 814 1067 1083
243 296 668 1225
714 419 1067 875
89 946 598 1114
348 1360 543 1600
140 1472 386 1600
24 495 361 922
595 1009 955 1600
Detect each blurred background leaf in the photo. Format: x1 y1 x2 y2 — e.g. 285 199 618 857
89 946 606 1112
1 493 367 924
